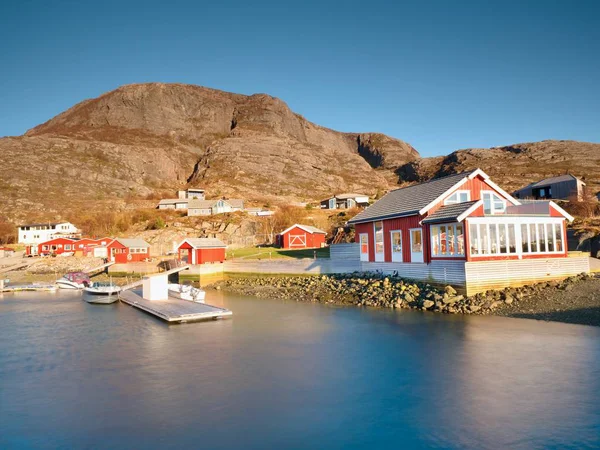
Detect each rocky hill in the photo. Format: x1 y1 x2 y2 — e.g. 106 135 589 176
0 83 418 221
396 140 600 195
0 82 598 224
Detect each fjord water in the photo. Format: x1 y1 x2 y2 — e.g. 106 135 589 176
1 291 599 450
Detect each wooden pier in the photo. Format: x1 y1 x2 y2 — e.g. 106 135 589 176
119 290 232 323
84 261 115 274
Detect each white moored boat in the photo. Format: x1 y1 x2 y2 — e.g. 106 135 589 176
168 283 206 303
56 272 91 290
83 282 121 296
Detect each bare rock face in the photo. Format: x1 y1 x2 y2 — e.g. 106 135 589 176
2 83 419 220
396 140 600 194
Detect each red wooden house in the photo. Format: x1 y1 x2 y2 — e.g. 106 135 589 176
276 224 327 249
37 237 79 256
348 169 588 295
107 238 150 263
177 238 226 265
74 238 111 257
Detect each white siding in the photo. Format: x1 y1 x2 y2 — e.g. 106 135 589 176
464 256 590 295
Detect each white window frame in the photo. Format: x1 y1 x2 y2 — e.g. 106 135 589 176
481 190 507 215
444 190 471 205
467 217 565 258
409 228 424 263
390 230 403 262
430 223 465 258
373 221 384 262
359 233 369 262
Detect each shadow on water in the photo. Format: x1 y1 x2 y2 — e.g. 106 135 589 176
507 307 600 327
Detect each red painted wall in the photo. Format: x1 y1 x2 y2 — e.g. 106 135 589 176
38 238 78 256
280 226 326 249
355 216 426 263
196 248 226 264
107 241 149 263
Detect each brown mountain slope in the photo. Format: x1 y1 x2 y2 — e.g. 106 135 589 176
396 140 600 195
1 83 418 220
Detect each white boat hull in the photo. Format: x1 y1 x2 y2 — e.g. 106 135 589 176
83 286 121 295
56 280 86 290
168 284 206 303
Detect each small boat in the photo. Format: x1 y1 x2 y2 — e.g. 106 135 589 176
56 272 91 290
83 282 121 296
168 283 206 303
83 292 119 304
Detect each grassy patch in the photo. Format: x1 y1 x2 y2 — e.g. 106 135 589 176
227 246 330 260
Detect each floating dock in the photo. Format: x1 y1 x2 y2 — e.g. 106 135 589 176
119 290 232 323
1 283 58 293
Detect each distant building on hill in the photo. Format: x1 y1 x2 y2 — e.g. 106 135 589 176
178 188 205 200
188 199 244 216
513 174 585 201
321 193 370 210
17 222 80 245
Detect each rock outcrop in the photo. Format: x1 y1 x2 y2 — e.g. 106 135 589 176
0 83 418 221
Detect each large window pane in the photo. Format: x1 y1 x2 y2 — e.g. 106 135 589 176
508 224 516 253
546 224 554 252
538 223 547 252
391 231 402 253
470 224 479 255
448 226 455 255
499 224 508 253
375 221 384 254
480 224 490 254
521 224 530 253
360 234 368 254
431 226 439 256
489 224 498 254
529 224 538 252
457 224 464 255
440 226 447 254
555 224 563 252
483 193 492 214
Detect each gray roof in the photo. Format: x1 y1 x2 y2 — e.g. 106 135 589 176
185 238 226 248
421 201 479 224
188 199 217 209
188 199 244 209
280 224 327 235
516 174 584 191
226 199 244 208
158 198 188 205
115 238 150 248
348 171 476 224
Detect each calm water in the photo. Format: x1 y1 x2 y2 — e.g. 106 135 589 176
1 291 599 450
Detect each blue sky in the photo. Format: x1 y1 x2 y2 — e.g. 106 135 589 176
1 0 598 157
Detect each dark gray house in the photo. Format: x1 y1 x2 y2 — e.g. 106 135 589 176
514 174 585 201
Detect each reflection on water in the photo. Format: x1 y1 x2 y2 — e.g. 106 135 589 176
0 291 599 449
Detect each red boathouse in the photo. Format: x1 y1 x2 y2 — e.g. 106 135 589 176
107 238 151 264
276 224 327 249
177 238 226 265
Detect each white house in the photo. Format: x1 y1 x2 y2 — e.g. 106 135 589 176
17 222 81 245
188 199 245 216
321 193 370 210
157 199 189 210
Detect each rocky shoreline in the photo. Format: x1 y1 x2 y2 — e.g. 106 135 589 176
212 272 600 327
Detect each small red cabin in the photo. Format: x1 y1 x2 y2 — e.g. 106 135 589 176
37 237 79 256
276 224 327 249
107 238 151 264
177 238 226 265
